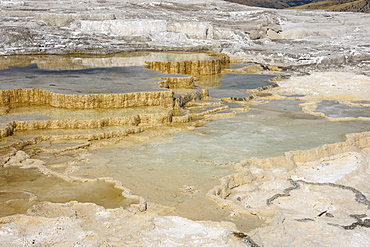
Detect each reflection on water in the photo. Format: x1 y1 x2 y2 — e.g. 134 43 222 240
208 73 275 98
197 73 275 93
0 64 176 94
88 99 370 204
314 100 370 119
0 52 215 70
1 52 370 233
0 51 216 94
76 99 370 231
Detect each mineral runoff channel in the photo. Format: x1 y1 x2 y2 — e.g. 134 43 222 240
0 51 370 233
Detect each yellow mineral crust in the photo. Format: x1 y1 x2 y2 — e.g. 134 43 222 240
158 77 195 89
1 150 147 214
0 88 175 109
144 54 230 76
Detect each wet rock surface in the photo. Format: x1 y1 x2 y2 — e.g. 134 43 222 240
207 72 370 246
1 0 370 246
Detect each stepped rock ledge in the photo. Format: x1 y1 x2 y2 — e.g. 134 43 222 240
1 0 370 246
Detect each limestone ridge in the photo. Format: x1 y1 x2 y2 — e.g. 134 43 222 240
0 89 208 140
0 88 175 138
154 54 230 89
208 131 370 202
144 54 230 76
0 53 232 140
0 89 174 109
0 0 282 55
207 130 370 245
0 90 209 140
1 0 370 72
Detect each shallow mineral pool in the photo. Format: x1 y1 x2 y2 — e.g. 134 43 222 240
85 99 370 207
0 51 220 94
0 167 138 218
0 64 173 94
68 98 370 231
314 100 370 119
1 52 370 233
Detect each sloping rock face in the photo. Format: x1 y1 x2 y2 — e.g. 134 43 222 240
1 0 370 246
144 54 230 76
226 0 370 12
0 89 175 109
291 0 370 12
1 0 369 72
208 131 370 246
207 72 370 246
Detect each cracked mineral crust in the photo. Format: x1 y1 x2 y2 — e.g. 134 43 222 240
1 0 370 246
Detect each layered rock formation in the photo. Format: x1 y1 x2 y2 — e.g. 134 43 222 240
1 0 369 72
208 131 370 246
1 0 370 246
207 72 370 246
144 54 230 76
0 89 175 109
158 77 195 89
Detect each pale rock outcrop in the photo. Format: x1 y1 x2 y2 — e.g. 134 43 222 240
0 52 215 70
1 0 370 73
208 131 370 246
0 202 246 247
167 22 214 39
1 1 370 246
78 20 168 36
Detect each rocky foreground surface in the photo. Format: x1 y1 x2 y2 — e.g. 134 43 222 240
1 0 370 246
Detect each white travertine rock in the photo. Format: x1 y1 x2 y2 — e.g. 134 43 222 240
1 1 370 246
2 0 369 72
78 20 168 36
0 202 245 247
208 131 370 246
276 72 370 102
167 22 214 39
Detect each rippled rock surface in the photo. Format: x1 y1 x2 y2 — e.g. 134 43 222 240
1 0 370 246
1 0 370 72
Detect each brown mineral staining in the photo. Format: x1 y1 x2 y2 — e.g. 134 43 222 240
144 54 230 76
0 166 140 217
0 88 175 109
158 77 195 89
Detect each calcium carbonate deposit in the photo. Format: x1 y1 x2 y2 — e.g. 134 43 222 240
1 0 370 246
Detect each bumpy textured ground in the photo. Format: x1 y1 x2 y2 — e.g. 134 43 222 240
1 0 370 246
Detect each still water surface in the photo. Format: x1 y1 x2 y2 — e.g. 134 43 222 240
1 52 370 232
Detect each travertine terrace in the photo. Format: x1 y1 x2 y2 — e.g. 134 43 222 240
1 0 370 246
